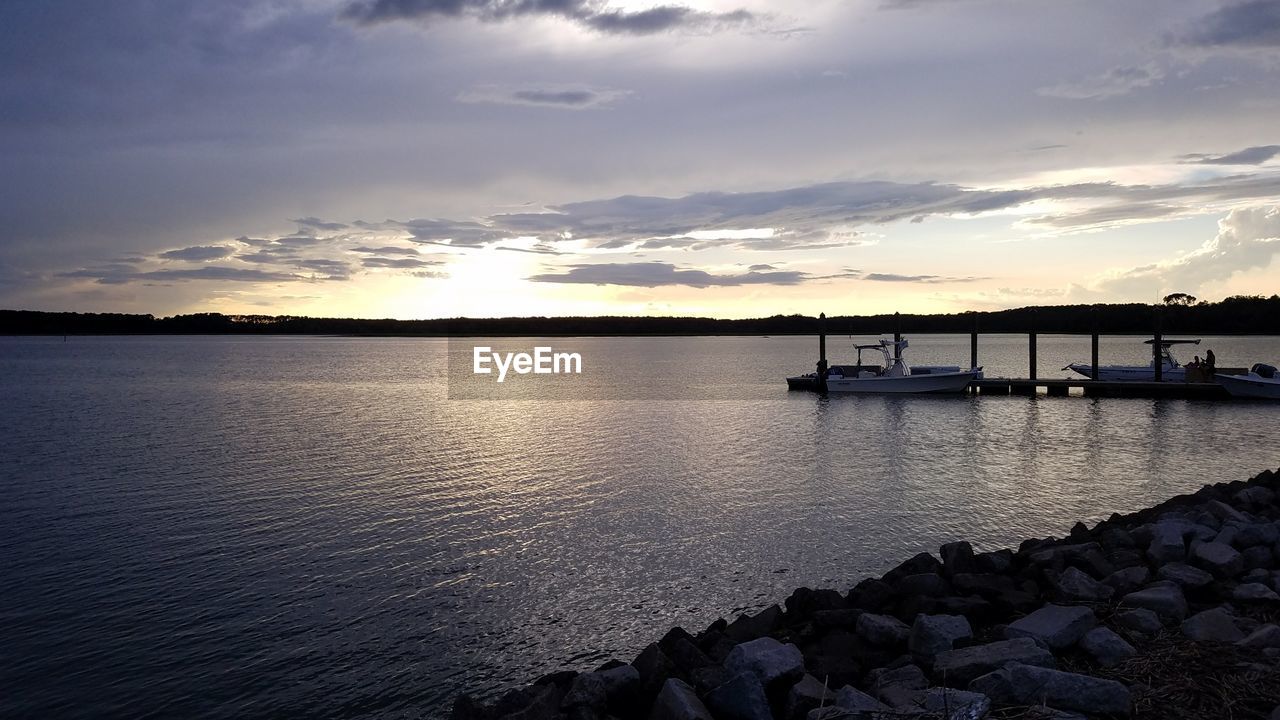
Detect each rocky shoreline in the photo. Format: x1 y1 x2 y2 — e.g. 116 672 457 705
453 468 1280 720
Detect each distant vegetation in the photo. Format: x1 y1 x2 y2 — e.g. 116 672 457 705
2 295 1279 336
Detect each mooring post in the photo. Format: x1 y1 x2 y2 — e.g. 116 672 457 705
1091 330 1100 380
970 313 979 370
817 312 828 392
1029 330 1037 381
893 311 902 362
1153 310 1163 382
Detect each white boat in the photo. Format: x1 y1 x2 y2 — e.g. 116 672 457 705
1216 364 1280 399
1066 339 1199 382
787 338 982 393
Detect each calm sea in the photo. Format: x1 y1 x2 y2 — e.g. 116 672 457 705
2 334 1278 718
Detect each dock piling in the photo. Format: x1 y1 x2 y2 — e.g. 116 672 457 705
817 312 828 393
893 312 902 362
1153 310 1163 383
1029 331 1037 381
970 314 978 370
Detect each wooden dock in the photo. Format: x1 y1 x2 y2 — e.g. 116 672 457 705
969 378 1230 399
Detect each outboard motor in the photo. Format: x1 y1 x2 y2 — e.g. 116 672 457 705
1251 363 1277 379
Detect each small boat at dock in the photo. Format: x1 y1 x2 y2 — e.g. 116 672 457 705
1066 339 1199 382
1216 364 1280 399
787 338 982 393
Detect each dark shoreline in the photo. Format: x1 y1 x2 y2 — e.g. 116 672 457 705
457 468 1280 720
4 296 1280 337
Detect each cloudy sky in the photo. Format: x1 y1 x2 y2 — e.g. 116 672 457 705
1 0 1278 319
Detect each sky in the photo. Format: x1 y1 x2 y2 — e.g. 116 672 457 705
1 0 1278 319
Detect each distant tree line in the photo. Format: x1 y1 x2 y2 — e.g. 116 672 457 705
2 295 1278 336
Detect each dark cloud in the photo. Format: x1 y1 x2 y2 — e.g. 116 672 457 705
1023 203 1184 229
748 263 776 271
59 265 301 285
351 245 421 255
458 85 628 109
292 216 350 231
361 256 442 268
340 0 757 35
863 273 982 283
400 218 518 247
527 261 809 287
158 245 236 261
1176 0 1280 49
1180 145 1280 165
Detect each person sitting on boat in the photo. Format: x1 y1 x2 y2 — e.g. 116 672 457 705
1205 349 1216 370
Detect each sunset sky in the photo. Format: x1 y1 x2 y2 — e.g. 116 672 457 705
1 0 1278 318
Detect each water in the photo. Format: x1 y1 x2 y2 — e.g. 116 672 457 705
1 334 1278 718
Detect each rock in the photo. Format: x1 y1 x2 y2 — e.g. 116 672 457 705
919 687 991 720
833 685 891 712
1191 542 1244 578
1102 566 1150 595
896 573 950 597
867 664 927 708
883 552 943 584
940 541 977 577
848 578 895 612
1235 486 1276 509
1239 624 1280 649
1181 607 1244 642
1243 568 1272 584
974 549 1013 574
1206 499 1249 524
502 685 562 720
784 675 835 720
1157 562 1214 589
952 573 1017 597
1079 627 1136 667
1233 583 1280 602
1005 605 1096 649
725 605 783 643
909 614 973 658
1243 545 1274 571
704 672 772 720
725 637 805 690
1148 523 1187 564
649 679 712 720
1113 608 1164 634
813 609 863 630
667 637 714 672
856 613 911 647
689 666 731 694
634 643 675 704
595 664 639 711
562 673 607 711
968 663 1130 715
1236 522 1280 548
1120 583 1188 621
933 638 1056 685
785 588 848 619
1052 566 1113 601
1101 527 1135 550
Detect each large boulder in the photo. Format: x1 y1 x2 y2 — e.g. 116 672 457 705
1181 607 1244 643
1113 608 1163 634
918 687 991 720
1120 583 1188 621
909 614 973 658
1147 522 1187 564
1079 627 1136 668
724 637 805 690
725 605 784 643
1157 562 1214 589
896 573 950 598
940 541 977 577
866 664 927 708
856 613 911 647
1238 624 1280 649
704 672 772 720
1191 542 1244 578
784 674 835 720
883 552 943 584
649 679 712 720
1005 605 1096 649
1052 567 1113 602
969 663 1130 715
1102 566 1149 595
562 673 607 712
933 638 1056 685
1234 582 1280 601
833 685 891 712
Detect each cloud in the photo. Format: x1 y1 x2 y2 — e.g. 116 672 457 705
863 273 982 283
400 218 519 247
527 261 809 287
361 256 443 268
292 216 349 231
1037 63 1165 100
1174 0 1280 50
59 265 302 285
1094 205 1280 296
1179 145 1280 165
341 0 758 35
351 245 422 255
458 85 629 109
1022 203 1185 229
158 245 237 262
